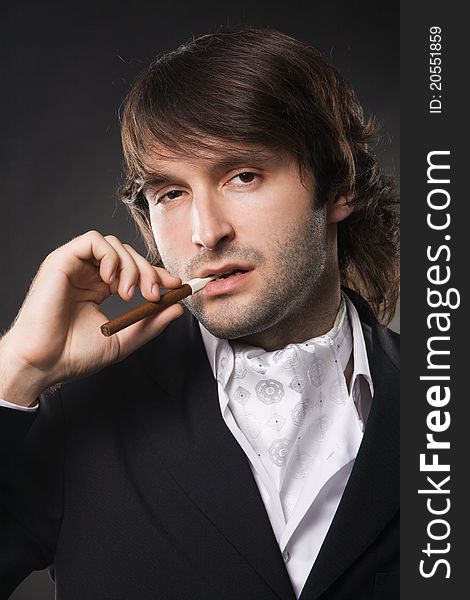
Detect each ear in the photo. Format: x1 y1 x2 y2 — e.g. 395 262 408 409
327 192 354 224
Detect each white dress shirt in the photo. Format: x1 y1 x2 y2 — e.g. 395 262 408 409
0 399 38 411
0 294 374 598
200 295 373 598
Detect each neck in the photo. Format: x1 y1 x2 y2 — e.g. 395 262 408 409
236 277 342 352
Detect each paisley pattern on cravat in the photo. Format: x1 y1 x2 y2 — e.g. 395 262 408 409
224 298 354 519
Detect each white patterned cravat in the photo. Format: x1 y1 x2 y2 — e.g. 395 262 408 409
225 297 355 520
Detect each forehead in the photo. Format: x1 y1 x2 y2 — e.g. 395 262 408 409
140 142 287 177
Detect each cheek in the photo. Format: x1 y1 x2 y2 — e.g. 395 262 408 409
150 215 193 274
149 219 171 268
151 215 179 252
247 193 312 242
149 214 160 242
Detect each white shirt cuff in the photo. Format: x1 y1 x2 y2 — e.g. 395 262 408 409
0 398 39 412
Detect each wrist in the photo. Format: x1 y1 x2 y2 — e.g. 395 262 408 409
0 336 50 408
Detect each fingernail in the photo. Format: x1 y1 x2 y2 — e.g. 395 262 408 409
127 284 135 297
152 283 160 299
109 271 116 283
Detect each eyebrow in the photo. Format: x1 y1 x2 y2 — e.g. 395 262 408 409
139 148 282 188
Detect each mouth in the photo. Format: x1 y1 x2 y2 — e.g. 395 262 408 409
201 266 254 297
208 268 250 281
198 264 252 280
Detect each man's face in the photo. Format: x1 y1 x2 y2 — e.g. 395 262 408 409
145 145 335 342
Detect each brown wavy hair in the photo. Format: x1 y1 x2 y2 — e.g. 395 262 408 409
120 26 399 323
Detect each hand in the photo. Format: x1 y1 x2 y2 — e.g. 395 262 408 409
0 230 183 406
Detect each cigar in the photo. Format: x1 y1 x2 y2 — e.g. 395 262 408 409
100 276 214 337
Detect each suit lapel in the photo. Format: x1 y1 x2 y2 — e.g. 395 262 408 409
133 313 296 600
128 291 398 600
299 292 399 599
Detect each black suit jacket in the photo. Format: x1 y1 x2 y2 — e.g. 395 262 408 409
0 290 399 599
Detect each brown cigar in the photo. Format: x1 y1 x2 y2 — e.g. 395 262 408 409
100 276 214 337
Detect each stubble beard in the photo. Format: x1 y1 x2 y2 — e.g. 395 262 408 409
159 206 329 341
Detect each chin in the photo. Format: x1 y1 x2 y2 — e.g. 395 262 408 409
190 303 283 342
184 282 293 340
200 321 256 340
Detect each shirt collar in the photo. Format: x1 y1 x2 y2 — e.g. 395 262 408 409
199 292 374 398
343 293 374 398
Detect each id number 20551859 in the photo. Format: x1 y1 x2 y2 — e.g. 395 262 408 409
429 26 443 115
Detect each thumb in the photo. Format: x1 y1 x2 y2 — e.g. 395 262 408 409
115 303 185 359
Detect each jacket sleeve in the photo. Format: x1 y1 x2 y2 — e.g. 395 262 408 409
0 390 64 596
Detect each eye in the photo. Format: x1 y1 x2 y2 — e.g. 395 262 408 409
158 189 184 203
233 171 256 184
145 188 184 205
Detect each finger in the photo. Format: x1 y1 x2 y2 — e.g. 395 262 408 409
102 235 142 301
153 266 182 288
55 230 121 286
115 302 185 358
121 244 165 301
122 245 182 302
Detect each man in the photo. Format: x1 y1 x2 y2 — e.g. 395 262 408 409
0 26 399 599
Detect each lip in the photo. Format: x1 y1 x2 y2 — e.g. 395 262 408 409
198 263 253 279
204 269 254 297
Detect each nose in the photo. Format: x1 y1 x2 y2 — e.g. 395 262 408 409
191 192 235 250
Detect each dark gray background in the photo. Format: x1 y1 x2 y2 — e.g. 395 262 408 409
1 1 399 598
